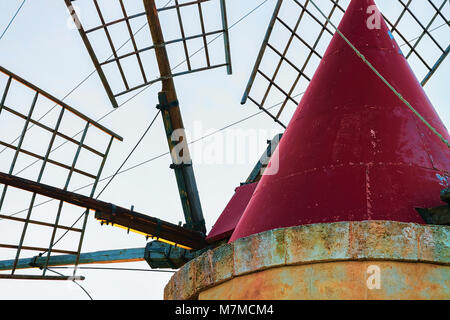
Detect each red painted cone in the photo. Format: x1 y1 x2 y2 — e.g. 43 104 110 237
230 0 450 241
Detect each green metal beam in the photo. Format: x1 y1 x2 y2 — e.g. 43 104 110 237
440 188 450 204
416 206 450 225
244 133 283 185
415 188 450 226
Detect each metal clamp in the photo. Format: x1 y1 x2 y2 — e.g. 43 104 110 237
156 99 179 112
169 163 192 170
164 245 176 269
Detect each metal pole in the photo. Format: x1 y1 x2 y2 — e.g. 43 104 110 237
142 0 206 234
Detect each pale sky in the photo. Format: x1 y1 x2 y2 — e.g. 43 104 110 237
0 0 448 300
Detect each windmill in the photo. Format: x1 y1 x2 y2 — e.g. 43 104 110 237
0 0 448 299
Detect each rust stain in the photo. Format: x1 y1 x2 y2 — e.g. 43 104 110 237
366 164 374 219
199 262 449 300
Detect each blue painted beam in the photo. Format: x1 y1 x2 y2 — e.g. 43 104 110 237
0 247 145 271
0 241 200 271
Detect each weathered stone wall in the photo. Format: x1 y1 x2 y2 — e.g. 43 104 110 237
164 221 449 300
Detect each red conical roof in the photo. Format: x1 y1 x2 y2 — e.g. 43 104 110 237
230 0 450 241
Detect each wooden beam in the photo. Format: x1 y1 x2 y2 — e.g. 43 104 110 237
0 172 207 249
142 0 206 234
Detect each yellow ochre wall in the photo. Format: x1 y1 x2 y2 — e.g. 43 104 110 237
199 261 449 300
164 221 449 300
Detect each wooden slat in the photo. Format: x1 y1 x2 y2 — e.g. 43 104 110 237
0 215 82 232
0 244 78 255
0 274 84 281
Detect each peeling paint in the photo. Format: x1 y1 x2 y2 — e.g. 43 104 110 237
436 174 448 187
165 221 449 300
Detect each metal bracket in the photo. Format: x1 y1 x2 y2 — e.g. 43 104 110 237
170 163 192 170
156 99 179 112
415 188 450 225
144 241 198 269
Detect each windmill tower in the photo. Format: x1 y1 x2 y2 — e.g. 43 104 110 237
0 0 448 300
164 0 450 300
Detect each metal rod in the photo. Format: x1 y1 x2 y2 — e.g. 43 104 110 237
0 215 82 232
426 0 450 27
422 44 449 87
219 0 232 74
241 0 283 105
0 274 84 281
0 140 97 179
1 105 104 157
248 96 286 129
390 0 412 35
0 76 12 115
396 0 445 53
257 69 299 106
159 0 211 12
174 0 192 71
119 0 148 84
92 0 130 91
72 136 114 277
197 0 211 67
380 14 432 71
0 92 39 212
84 0 212 34
0 244 78 255
277 0 339 119
292 0 334 36
275 17 323 59
85 12 147 34
42 122 90 276
260 0 309 109
405 0 445 59
100 30 224 67
10 107 65 273
113 63 227 98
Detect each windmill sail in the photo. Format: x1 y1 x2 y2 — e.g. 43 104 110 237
0 66 122 280
64 0 232 108
242 0 450 126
